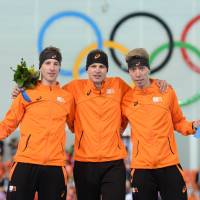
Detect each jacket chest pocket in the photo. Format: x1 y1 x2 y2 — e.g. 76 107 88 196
19 134 31 152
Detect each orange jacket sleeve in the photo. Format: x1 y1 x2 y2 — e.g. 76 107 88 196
0 94 25 140
66 95 75 133
119 78 131 134
62 81 76 133
169 87 194 135
62 81 75 98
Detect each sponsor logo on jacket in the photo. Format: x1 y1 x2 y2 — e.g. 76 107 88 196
133 101 139 106
106 88 115 94
56 96 66 103
152 96 163 103
36 96 42 101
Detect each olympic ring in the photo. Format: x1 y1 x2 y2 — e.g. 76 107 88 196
151 41 200 106
37 11 200 107
37 11 103 77
180 15 200 73
179 91 200 107
109 12 174 74
72 40 129 79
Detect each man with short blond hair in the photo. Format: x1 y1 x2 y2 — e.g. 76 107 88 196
122 48 200 200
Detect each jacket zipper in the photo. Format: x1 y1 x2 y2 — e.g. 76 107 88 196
78 131 83 149
23 134 31 152
168 137 174 154
61 143 65 156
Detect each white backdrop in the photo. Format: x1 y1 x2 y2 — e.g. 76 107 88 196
0 0 200 168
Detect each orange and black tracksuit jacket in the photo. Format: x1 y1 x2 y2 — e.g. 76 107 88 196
63 77 130 162
0 82 75 166
122 80 195 169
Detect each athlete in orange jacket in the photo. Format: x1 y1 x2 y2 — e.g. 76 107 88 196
63 50 129 200
122 48 200 200
1 47 74 200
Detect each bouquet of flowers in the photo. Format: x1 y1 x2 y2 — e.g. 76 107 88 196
11 58 40 89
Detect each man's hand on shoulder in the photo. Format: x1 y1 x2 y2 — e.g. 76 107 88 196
156 79 169 93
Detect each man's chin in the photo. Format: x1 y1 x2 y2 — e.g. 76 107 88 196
47 78 57 83
92 79 102 83
94 81 102 85
135 83 145 88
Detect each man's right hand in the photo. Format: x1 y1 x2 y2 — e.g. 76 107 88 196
12 86 22 99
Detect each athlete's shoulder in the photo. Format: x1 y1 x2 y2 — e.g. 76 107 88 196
108 76 128 85
63 79 86 89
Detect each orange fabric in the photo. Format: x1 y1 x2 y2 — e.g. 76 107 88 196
63 77 130 162
122 80 195 169
0 82 75 166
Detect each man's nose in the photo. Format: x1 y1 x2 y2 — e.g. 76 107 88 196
50 64 56 71
135 68 141 76
95 67 101 72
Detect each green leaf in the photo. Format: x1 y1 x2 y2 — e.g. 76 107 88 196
17 79 24 88
11 58 40 89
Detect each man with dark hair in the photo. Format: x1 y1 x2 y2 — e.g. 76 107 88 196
63 49 129 200
122 48 200 200
1 46 75 200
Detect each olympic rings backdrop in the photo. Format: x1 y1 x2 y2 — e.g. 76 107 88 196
36 10 200 107
0 0 200 168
